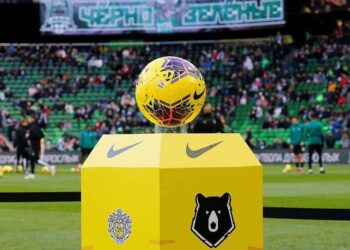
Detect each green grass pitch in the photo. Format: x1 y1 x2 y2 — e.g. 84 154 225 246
0 165 349 250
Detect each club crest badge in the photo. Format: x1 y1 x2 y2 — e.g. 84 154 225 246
191 193 235 248
108 209 132 245
40 0 76 35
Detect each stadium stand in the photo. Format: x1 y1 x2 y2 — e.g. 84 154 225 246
0 34 349 150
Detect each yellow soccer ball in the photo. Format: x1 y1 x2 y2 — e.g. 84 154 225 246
41 166 50 174
17 165 23 173
135 56 206 127
282 164 293 173
3 165 13 173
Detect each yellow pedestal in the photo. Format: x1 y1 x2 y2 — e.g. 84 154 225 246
82 134 262 250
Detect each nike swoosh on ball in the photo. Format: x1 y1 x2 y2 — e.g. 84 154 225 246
193 89 205 100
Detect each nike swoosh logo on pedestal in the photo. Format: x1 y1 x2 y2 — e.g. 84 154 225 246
107 141 143 158
186 141 223 158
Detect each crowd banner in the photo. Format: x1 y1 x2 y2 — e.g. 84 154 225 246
0 151 79 165
40 0 285 35
254 149 350 164
0 149 348 165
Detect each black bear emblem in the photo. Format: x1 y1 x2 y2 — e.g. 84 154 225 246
191 193 235 248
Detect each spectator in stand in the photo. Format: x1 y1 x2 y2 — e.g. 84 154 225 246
191 103 224 133
271 139 288 149
0 134 9 151
249 107 258 122
120 91 135 106
57 133 78 151
243 56 254 72
262 115 273 129
340 130 350 148
65 103 74 114
303 0 350 14
4 113 17 142
346 91 350 106
257 140 268 150
275 32 283 46
37 104 49 129
243 128 254 149
271 139 282 149
325 131 336 148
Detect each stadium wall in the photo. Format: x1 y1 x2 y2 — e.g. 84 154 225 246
0 150 349 164
0 151 79 165
255 149 350 164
